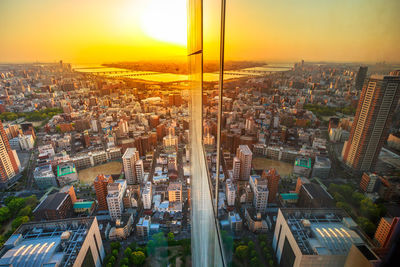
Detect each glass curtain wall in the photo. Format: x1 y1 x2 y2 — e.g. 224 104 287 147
188 0 224 266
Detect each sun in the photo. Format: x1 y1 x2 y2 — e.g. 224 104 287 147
140 0 187 46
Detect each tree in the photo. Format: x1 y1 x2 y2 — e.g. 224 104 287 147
146 240 156 255
129 241 137 250
11 216 30 230
260 241 266 248
235 245 248 261
112 249 118 257
250 256 260 266
351 192 364 207
7 198 25 215
132 251 146 266
120 257 129 265
110 241 121 251
108 256 116 265
124 247 132 258
167 232 175 242
0 207 11 223
24 195 38 208
357 217 376 237
18 206 32 217
248 241 255 250
153 232 167 247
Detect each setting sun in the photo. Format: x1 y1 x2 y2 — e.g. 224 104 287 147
140 0 187 46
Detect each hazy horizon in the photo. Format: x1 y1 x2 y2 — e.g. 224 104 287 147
1 0 399 63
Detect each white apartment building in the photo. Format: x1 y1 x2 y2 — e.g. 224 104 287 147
237 145 252 181
142 181 152 210
122 148 140 185
225 179 236 206
107 179 127 221
249 175 269 213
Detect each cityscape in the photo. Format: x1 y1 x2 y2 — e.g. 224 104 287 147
0 0 400 267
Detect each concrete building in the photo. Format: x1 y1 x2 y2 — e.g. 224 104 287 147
136 215 151 238
355 66 368 91
56 163 78 186
249 175 269 213
0 217 105 267
273 208 377 267
232 157 241 181
0 121 19 185
122 147 140 185
33 164 58 189
168 182 182 202
106 179 127 221
245 207 268 233
228 211 242 232
360 172 380 193
342 75 400 172
237 145 252 181
312 156 331 179
298 183 335 208
18 134 34 150
33 192 73 221
225 178 236 206
293 157 312 177
135 159 144 183
262 168 281 203
387 133 400 151
94 174 113 210
108 213 134 240
142 181 152 210
373 217 399 248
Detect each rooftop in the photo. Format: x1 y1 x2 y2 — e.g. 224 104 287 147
33 192 69 212
57 163 76 177
295 157 312 169
0 217 96 267
280 208 366 256
73 201 94 209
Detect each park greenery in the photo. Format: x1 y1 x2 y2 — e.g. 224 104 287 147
105 233 191 266
0 107 63 122
0 195 38 247
304 104 356 117
232 234 276 267
328 183 386 237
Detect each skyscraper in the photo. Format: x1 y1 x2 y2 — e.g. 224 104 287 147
94 174 113 210
355 66 368 90
236 145 252 181
342 75 400 171
0 121 19 184
122 147 140 185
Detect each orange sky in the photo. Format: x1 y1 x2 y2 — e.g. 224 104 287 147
0 0 399 63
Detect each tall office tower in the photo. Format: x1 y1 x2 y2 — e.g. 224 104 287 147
142 181 152 210
342 75 400 171
249 175 269 213
0 121 19 184
236 145 252 181
168 182 182 202
106 179 127 221
262 168 281 203
94 174 113 210
355 66 368 90
122 147 140 185
225 178 236 206
232 157 241 180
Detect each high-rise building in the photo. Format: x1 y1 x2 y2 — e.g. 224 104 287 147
122 147 140 185
0 121 19 185
168 182 182 202
374 217 400 248
355 66 368 90
225 178 236 206
232 157 241 181
135 159 144 183
262 168 280 203
236 145 252 181
342 75 400 171
106 179 127 221
94 174 113 210
142 181 152 210
249 175 269 213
